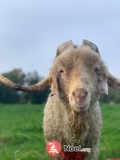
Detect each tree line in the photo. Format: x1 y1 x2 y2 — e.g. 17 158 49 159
0 69 120 104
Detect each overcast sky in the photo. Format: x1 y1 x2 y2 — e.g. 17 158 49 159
0 0 120 77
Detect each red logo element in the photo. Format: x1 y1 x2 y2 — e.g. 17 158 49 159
46 140 62 156
60 151 87 160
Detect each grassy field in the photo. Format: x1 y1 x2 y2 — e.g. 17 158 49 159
0 103 120 160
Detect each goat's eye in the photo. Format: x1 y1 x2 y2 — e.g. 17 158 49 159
59 69 64 74
94 67 99 73
94 67 100 76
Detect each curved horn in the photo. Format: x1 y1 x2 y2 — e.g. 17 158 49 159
56 40 74 57
82 39 100 54
0 74 50 92
107 73 120 89
0 74 19 89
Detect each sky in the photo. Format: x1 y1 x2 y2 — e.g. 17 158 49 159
0 0 120 77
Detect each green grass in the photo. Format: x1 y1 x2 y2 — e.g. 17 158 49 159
0 104 120 160
99 103 120 160
0 104 49 160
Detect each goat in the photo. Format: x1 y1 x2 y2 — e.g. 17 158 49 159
0 40 120 160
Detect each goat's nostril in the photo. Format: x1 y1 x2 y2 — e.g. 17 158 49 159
72 88 88 104
84 91 88 96
72 91 76 96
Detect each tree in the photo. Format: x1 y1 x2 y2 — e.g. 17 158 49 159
100 87 120 103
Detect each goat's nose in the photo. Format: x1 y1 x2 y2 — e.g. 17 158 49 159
72 88 88 104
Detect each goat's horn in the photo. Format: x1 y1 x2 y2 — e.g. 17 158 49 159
82 39 100 54
56 40 73 57
107 73 120 89
0 74 18 89
0 74 50 92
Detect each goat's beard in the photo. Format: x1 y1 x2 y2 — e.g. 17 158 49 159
68 108 89 141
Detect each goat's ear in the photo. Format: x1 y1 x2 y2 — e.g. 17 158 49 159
98 76 108 95
107 73 120 89
82 39 100 54
56 40 74 57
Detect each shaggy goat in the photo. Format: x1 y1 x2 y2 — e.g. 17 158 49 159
0 40 120 160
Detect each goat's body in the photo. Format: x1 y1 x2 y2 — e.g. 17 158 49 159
43 93 102 160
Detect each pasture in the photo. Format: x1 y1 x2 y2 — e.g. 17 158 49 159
0 104 120 160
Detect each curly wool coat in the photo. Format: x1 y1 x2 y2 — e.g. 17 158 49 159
43 43 106 160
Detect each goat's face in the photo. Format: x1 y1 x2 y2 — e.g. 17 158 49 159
50 45 108 112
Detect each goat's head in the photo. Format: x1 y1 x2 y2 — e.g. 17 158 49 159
49 40 109 111
0 40 120 112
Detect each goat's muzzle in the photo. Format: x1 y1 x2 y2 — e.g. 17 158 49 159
72 88 88 104
70 88 90 111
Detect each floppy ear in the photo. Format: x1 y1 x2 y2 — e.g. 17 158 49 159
56 40 74 57
98 76 108 95
98 79 108 95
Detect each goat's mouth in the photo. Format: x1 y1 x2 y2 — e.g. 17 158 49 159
71 100 90 111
